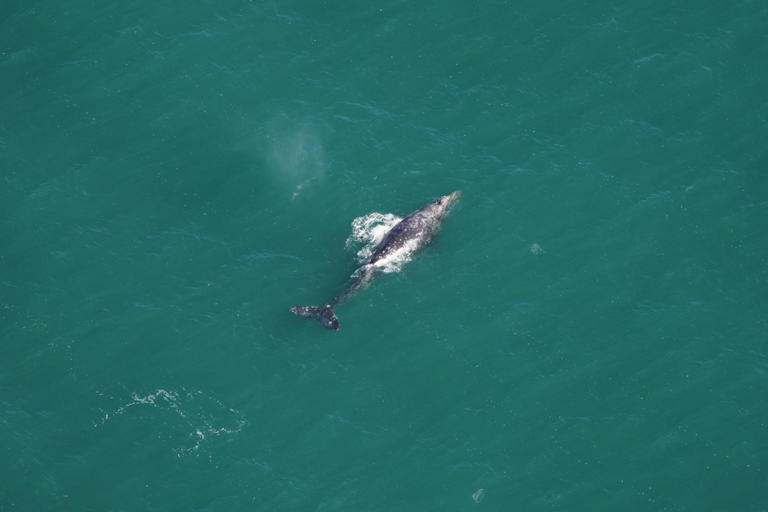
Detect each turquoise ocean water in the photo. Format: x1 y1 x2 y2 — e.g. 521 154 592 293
2 1 767 510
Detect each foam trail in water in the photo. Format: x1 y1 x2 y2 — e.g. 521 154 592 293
94 388 246 458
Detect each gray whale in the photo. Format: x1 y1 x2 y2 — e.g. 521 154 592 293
290 191 460 331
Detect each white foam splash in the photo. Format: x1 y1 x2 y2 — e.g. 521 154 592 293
371 237 420 274
345 212 400 262
345 211 428 274
344 211 422 274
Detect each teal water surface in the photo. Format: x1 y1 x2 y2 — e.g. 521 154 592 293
2 1 767 510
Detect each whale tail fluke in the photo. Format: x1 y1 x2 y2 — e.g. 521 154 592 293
290 305 340 331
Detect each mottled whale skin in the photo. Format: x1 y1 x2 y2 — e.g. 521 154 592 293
290 191 460 331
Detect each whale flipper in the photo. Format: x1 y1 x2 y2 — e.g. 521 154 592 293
290 305 339 331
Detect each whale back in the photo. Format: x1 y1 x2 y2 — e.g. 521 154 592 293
369 204 439 264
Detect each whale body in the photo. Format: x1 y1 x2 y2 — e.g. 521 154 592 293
290 191 460 331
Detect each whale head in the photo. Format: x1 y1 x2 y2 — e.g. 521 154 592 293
431 190 461 218
415 191 460 229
